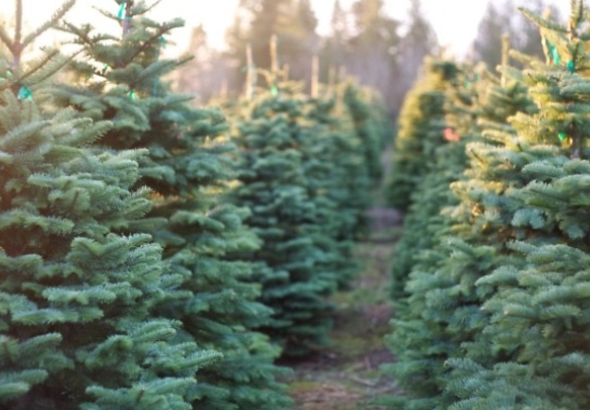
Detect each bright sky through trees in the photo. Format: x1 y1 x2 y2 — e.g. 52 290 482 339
0 0 570 57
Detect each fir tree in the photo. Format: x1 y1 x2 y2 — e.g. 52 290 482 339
230 71 350 356
305 84 373 244
444 3 590 407
383 62 484 409
0 2 216 408
343 81 389 185
384 45 538 408
296 80 380 288
388 59 463 298
385 58 459 211
51 1 292 408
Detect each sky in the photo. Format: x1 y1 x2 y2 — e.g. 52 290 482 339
0 0 572 58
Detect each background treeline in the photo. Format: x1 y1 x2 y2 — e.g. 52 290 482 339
175 0 559 118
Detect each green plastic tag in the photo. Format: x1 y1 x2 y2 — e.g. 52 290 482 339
117 0 126 20
550 45 560 64
567 60 575 73
18 86 33 100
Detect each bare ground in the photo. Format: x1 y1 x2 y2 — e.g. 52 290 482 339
285 208 402 409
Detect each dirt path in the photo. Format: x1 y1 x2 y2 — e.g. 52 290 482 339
286 208 402 409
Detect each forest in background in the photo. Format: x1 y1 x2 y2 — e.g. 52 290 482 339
174 0 559 117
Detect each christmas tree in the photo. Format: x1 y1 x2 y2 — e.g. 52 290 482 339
343 81 389 186
385 58 458 211
297 82 374 285
230 64 350 356
51 1 292 408
0 2 217 408
385 41 538 408
231 89 337 356
388 59 463 299
445 3 590 407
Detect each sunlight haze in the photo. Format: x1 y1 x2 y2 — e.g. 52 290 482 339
0 0 572 57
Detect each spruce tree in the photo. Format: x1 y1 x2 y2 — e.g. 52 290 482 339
51 1 291 408
0 2 216 408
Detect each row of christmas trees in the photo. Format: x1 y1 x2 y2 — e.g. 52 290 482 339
0 1 389 408
384 1 590 408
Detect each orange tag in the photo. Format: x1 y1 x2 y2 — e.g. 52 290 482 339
444 128 461 142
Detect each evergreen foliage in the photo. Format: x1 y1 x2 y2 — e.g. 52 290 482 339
230 78 340 356
384 47 538 408
388 59 464 298
229 70 378 356
343 81 390 184
0 0 398 408
0 3 215 407
384 2 590 408
50 1 292 408
0 92 213 410
385 58 459 211
307 84 373 241
383 63 484 408
442 3 590 407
